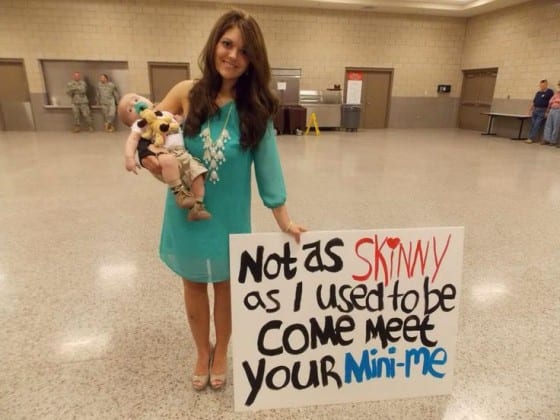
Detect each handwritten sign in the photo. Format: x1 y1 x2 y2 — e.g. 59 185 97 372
230 227 464 411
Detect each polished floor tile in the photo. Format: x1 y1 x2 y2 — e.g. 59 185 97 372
0 128 559 419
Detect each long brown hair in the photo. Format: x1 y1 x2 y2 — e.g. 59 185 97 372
184 9 278 149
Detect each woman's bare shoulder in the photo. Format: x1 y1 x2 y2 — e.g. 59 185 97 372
172 80 195 96
156 80 196 114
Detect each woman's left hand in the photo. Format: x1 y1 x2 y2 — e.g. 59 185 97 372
284 222 307 244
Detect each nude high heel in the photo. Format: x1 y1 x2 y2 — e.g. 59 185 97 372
210 351 227 391
191 372 209 391
210 372 227 390
191 349 212 391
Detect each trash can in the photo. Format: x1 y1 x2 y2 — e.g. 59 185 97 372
341 105 361 132
273 105 286 135
285 105 307 134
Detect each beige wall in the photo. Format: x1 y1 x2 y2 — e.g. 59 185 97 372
261 7 466 97
0 1 222 95
0 0 465 96
463 0 560 101
0 0 557 129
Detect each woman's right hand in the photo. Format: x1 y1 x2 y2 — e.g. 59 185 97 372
141 156 162 176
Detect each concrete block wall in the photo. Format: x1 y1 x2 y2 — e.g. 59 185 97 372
0 0 465 94
0 0 558 129
0 0 222 95
463 0 560 114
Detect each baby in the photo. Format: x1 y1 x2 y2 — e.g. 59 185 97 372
118 93 210 220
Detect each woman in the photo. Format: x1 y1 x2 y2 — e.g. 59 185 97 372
542 81 560 146
155 9 305 391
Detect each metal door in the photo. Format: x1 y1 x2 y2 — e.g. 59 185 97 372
0 59 35 130
148 62 190 103
458 69 497 130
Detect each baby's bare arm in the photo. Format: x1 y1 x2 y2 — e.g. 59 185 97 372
124 131 141 174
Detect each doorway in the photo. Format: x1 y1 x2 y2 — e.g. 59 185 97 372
148 62 190 103
344 68 393 129
458 68 498 130
0 59 35 130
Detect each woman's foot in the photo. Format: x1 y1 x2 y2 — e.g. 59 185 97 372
191 373 209 391
210 347 227 390
191 349 212 391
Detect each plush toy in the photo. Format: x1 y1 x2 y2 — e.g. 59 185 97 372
134 102 180 147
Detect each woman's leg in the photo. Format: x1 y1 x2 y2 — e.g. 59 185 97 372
211 280 232 385
551 110 560 144
543 114 553 142
183 279 212 377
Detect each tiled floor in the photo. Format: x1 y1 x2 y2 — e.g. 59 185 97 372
1 128 559 419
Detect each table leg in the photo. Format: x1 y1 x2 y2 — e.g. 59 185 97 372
481 115 497 136
510 118 528 140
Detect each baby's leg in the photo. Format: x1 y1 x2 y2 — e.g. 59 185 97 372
140 144 162 177
157 152 181 185
175 150 206 202
179 157 211 221
166 147 211 221
190 175 205 201
156 151 196 209
186 174 211 222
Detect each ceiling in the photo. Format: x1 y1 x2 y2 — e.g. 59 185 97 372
211 0 532 17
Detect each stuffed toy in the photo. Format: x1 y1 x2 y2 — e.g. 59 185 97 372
119 93 211 221
134 102 180 147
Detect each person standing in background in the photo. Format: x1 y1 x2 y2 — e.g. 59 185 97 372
541 81 560 146
526 79 554 144
66 71 93 133
97 74 119 132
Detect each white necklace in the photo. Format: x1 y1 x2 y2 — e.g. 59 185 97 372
200 104 233 184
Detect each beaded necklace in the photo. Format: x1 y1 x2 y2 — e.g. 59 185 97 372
200 104 233 184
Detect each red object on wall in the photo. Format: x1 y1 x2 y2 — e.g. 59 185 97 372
347 71 363 81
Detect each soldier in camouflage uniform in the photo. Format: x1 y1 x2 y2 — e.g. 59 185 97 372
66 72 93 132
96 74 119 132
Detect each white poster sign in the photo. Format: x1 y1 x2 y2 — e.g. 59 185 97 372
230 227 464 411
346 80 362 104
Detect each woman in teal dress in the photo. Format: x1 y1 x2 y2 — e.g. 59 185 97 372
155 10 305 392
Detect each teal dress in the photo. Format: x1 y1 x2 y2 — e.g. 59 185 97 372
159 101 286 283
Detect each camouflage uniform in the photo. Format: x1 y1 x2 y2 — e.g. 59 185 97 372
66 79 93 131
97 81 119 131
